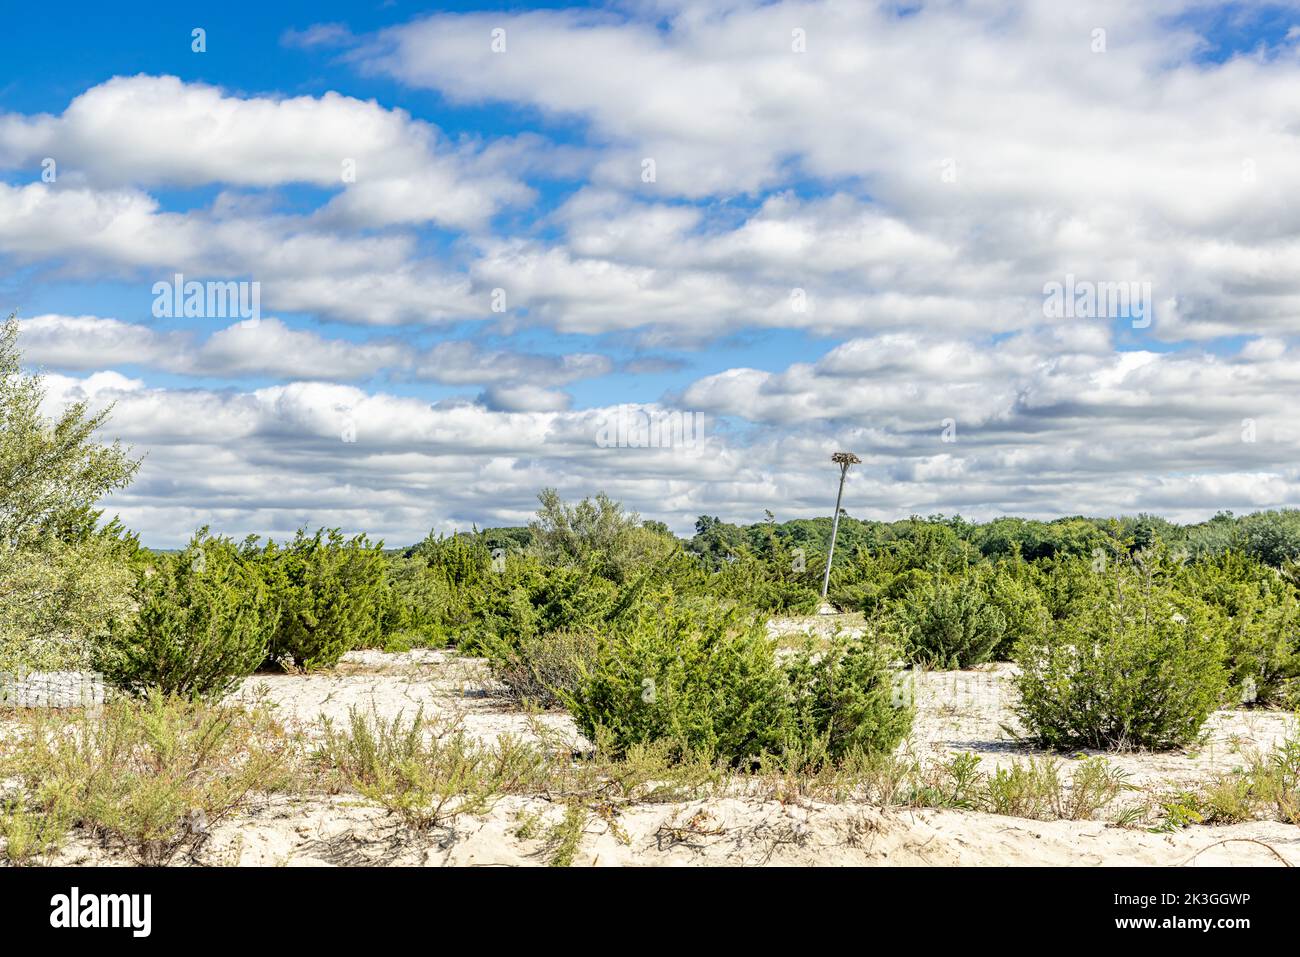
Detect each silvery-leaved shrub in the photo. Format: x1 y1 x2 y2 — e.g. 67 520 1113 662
0 316 140 677
1014 572 1227 751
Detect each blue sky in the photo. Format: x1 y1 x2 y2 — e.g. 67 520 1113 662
1 1 837 405
4 1 1300 545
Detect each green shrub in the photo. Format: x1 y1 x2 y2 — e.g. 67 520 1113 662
377 555 453 650
565 603 792 765
783 633 913 761
459 556 617 654
889 571 1007 668
830 565 929 616
1014 571 1228 750
704 548 822 614
99 531 276 698
1185 552 1300 706
260 529 387 669
1030 555 1109 621
565 602 910 768
987 563 1049 658
411 530 493 587
685 525 826 614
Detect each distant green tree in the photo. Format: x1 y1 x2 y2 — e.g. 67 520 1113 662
1239 510 1300 566
688 515 747 567
531 489 669 582
641 519 674 537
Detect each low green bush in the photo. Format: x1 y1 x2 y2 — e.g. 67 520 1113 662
260 529 387 670
783 632 913 761
99 531 276 698
566 603 790 765
888 571 1007 668
1014 571 1228 750
459 556 618 654
565 601 910 768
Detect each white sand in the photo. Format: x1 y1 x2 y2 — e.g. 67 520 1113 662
226 648 582 747
42 792 1299 867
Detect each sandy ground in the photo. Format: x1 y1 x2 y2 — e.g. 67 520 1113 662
41 793 1300 867
227 649 581 747
8 638 1300 866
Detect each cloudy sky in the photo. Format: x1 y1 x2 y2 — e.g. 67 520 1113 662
5 0 1300 546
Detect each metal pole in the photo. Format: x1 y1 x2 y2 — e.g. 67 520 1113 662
820 462 848 599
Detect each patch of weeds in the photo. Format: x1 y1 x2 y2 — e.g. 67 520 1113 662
908 752 984 810
1147 735 1300 830
891 752 1132 821
545 802 589 867
1249 734 1300 824
314 706 551 832
513 726 725 860
1195 775 1257 825
513 808 544 841
0 801 68 866
543 726 728 808
984 759 1062 819
4 693 291 865
755 745 936 808
1153 792 1206 832
852 750 926 808
1060 756 1137 820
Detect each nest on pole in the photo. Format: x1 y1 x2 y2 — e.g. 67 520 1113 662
831 451 862 466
